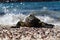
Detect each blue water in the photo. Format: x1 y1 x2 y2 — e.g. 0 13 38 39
0 2 60 26
0 2 60 18
0 2 60 10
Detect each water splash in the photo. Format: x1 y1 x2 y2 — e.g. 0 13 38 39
0 6 60 26
0 13 26 25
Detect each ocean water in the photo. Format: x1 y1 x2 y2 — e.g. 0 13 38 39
0 2 60 26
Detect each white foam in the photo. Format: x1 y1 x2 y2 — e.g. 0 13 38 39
0 12 60 26
41 7 48 11
0 13 26 26
37 15 60 26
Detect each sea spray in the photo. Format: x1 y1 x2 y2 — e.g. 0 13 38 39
0 13 26 26
0 10 60 26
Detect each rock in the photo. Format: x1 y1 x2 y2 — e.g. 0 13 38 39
43 23 54 28
57 33 60 38
15 21 26 28
39 22 54 28
25 14 40 27
11 14 54 28
39 22 45 27
11 21 26 28
11 21 21 28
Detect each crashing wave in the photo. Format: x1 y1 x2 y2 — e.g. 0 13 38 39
0 6 60 26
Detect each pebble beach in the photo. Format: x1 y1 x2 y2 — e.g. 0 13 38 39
0 25 60 40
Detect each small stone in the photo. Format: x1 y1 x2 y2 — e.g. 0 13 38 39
57 33 60 38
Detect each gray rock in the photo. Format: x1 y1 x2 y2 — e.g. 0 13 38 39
11 14 54 28
25 14 40 27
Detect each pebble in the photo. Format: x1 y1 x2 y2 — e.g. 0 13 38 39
0 26 60 40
